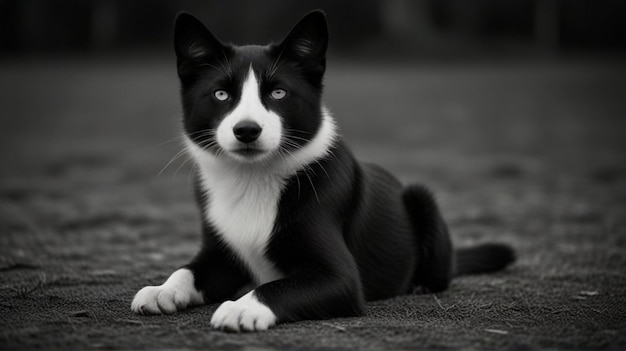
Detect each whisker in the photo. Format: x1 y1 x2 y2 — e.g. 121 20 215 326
283 128 314 136
199 139 220 150
196 138 225 158
186 132 217 141
314 160 331 180
281 137 332 181
186 129 217 136
279 145 320 204
187 162 198 184
302 167 319 204
278 148 301 198
284 135 311 143
267 49 285 80
155 134 189 146
173 154 194 178
157 147 191 177
198 63 230 78
220 51 234 79
152 127 213 148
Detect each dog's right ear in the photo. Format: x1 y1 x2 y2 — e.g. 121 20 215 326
174 12 223 61
174 13 224 80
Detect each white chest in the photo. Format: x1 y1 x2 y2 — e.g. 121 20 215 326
184 108 338 285
197 165 285 285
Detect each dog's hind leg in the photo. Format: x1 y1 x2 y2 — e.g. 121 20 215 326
402 184 454 293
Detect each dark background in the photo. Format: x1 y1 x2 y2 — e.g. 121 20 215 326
1 1 625 349
2 0 626 56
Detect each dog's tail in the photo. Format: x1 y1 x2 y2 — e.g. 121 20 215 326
454 243 515 276
402 184 515 291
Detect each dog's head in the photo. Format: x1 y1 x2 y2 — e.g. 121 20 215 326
175 10 331 165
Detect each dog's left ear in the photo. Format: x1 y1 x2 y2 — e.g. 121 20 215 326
278 10 328 75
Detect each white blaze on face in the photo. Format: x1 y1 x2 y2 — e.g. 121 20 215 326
216 66 283 162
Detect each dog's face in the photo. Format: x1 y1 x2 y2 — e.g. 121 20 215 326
175 11 328 164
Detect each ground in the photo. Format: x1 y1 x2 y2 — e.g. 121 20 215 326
0 56 625 349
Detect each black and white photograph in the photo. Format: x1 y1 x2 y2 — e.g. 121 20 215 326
1 0 625 349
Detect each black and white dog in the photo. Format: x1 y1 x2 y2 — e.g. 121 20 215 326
131 10 515 332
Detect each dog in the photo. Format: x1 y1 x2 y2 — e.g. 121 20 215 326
130 10 515 332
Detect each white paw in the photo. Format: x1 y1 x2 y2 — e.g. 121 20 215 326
131 268 204 315
210 290 277 332
131 285 188 315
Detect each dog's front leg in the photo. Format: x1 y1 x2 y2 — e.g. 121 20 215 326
131 237 252 315
210 229 364 332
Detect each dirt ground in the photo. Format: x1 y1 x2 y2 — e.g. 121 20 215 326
1 56 625 349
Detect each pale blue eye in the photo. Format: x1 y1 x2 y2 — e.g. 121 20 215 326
214 90 229 101
270 89 286 100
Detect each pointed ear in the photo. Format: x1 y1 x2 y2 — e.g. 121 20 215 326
174 12 224 63
278 10 328 72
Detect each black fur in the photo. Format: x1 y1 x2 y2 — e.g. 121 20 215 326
174 10 515 327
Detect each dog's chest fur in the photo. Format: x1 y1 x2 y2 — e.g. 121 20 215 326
185 110 337 286
196 162 286 285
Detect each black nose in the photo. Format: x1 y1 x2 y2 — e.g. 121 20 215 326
233 121 262 143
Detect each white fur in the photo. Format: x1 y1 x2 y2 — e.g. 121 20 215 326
277 106 337 174
194 160 286 285
131 268 204 315
210 290 277 332
186 77 338 286
216 66 283 162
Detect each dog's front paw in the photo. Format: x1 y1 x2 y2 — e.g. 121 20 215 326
130 268 204 315
210 290 277 332
131 285 188 315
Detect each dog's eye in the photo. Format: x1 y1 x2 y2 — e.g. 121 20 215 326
214 90 229 101
270 89 286 100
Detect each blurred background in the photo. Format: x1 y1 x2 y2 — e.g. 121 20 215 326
2 0 626 56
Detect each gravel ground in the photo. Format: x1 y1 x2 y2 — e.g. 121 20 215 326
0 56 625 349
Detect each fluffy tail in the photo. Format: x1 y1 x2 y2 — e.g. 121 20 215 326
454 243 516 276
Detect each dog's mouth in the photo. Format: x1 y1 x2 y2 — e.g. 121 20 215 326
229 144 270 161
233 147 265 156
